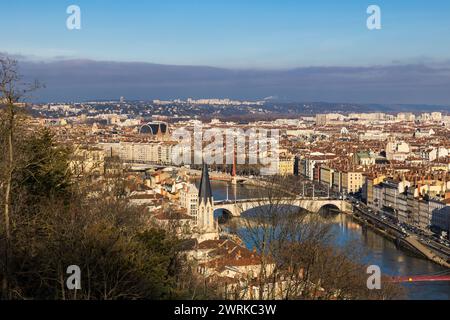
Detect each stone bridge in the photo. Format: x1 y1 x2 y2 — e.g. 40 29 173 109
214 197 352 217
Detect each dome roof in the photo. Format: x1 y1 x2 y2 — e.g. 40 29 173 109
139 122 168 135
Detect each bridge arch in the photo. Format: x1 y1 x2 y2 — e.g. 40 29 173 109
214 208 235 222
317 203 341 217
240 203 308 217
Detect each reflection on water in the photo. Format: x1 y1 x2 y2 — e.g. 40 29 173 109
209 180 261 201
210 180 450 300
333 214 450 300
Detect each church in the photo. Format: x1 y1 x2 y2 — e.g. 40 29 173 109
196 163 219 242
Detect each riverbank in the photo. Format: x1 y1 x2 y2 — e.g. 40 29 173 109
351 209 450 268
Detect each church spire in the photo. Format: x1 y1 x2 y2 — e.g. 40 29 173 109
196 163 218 241
198 163 213 204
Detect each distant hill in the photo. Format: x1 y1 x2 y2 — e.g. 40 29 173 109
259 102 450 116
10 56 450 106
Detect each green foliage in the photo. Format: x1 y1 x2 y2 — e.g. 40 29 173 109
20 128 72 200
136 229 181 299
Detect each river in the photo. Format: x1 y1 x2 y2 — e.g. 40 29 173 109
207 180 450 300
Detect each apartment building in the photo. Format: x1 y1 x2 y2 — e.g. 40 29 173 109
179 183 199 222
362 174 386 206
342 170 365 194
370 178 450 233
385 140 411 162
278 157 294 176
430 199 450 238
320 166 334 187
99 141 175 165
71 145 105 176
371 179 410 222
300 154 336 180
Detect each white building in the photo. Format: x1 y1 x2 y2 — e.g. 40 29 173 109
180 183 199 222
98 141 175 165
397 113 415 122
386 140 410 161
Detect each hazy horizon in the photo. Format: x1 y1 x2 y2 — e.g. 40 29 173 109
2 53 448 106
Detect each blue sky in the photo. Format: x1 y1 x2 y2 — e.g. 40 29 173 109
2 0 450 68
2 1 450 104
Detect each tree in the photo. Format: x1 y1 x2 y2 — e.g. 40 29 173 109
19 128 72 206
0 56 40 299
